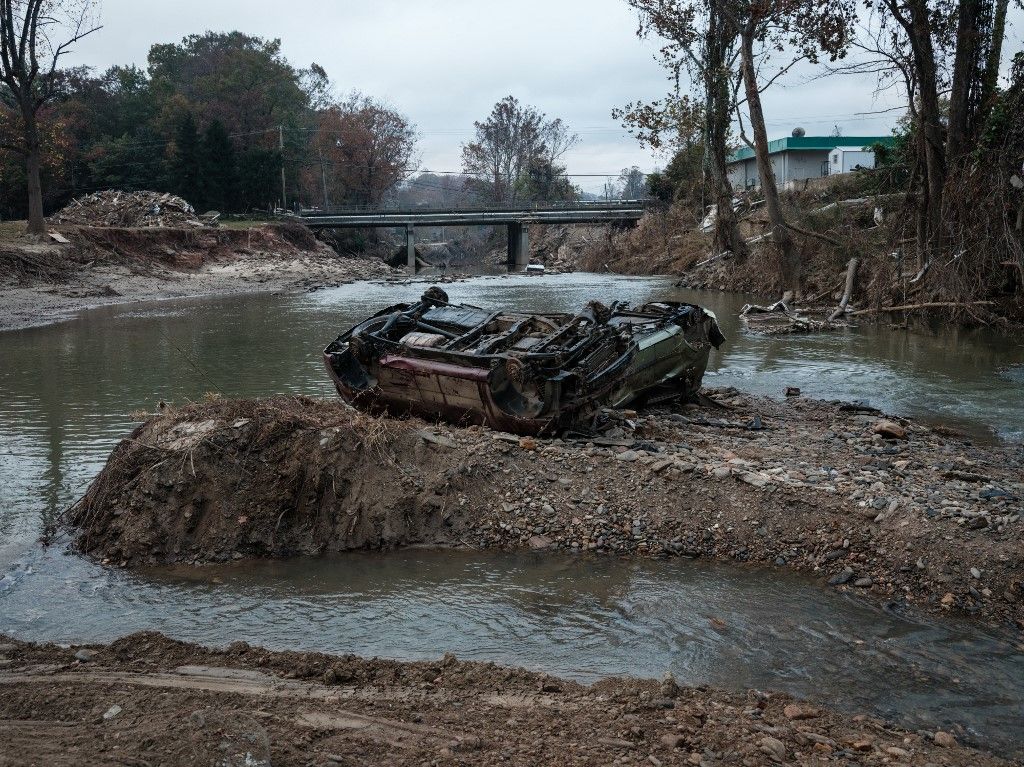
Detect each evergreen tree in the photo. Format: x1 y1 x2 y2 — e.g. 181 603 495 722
168 112 202 206
199 119 237 212
237 148 282 211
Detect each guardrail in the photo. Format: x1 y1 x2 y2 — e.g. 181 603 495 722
293 200 652 218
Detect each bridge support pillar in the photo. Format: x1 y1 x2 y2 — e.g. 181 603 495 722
507 222 530 270
405 224 416 270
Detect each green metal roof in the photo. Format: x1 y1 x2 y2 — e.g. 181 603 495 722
728 136 894 163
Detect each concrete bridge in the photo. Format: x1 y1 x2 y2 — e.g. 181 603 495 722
293 201 648 270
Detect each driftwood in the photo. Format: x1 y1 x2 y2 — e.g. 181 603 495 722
829 257 859 322
800 280 844 305
695 250 733 267
850 300 995 316
740 300 834 334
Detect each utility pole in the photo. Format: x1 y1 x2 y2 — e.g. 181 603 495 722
279 125 287 211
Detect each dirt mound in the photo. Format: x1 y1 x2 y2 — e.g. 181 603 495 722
68 397 474 566
68 222 332 270
54 190 205 228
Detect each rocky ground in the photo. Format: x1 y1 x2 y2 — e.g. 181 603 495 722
0 631 1011 767
67 391 1024 630
0 222 398 332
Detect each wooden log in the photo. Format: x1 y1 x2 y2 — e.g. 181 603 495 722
850 300 995 316
829 257 859 322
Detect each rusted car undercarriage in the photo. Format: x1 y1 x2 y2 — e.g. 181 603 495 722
323 287 725 435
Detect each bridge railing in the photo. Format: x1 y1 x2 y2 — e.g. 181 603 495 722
293 199 651 218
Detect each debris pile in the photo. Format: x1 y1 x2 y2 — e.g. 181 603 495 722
53 190 206 229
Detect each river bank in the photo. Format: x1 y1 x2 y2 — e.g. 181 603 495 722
571 205 1024 328
0 222 396 332
67 392 1024 629
0 631 1010 766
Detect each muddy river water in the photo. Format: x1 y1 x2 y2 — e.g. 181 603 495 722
2 274 1023 754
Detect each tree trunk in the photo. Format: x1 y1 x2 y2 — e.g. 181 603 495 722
738 28 796 288
946 0 982 165
704 3 746 260
22 109 46 235
979 0 1009 116
904 0 945 255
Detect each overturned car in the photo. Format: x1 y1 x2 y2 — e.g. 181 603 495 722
323 287 725 435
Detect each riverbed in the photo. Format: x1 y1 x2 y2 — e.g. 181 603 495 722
2 274 1023 755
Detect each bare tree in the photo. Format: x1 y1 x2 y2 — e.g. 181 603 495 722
618 166 648 198
0 0 100 234
461 96 578 204
725 0 856 289
309 91 418 206
620 0 747 260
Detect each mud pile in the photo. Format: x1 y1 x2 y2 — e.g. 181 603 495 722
69 397 468 565
53 190 205 228
3 632 1009 766
67 393 1024 626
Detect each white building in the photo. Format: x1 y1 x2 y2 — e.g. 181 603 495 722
727 133 893 190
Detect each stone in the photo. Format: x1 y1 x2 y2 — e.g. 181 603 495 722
853 576 873 588
419 430 457 448
528 535 553 550
828 568 854 586
660 672 680 699
661 734 686 749
873 420 908 440
102 704 122 721
758 736 786 762
615 450 639 462
783 704 819 720
74 648 98 662
933 731 956 747
740 472 768 488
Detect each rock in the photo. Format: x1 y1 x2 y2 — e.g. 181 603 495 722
102 705 122 721
740 472 768 488
783 704 819 720
873 420 908 440
660 734 686 749
828 568 854 586
75 648 98 662
785 387 801 397
885 746 910 757
418 430 456 449
528 535 553 550
934 731 957 747
853 576 873 588
615 450 639 462
970 567 982 579
941 592 956 608
660 672 680 699
758 736 786 761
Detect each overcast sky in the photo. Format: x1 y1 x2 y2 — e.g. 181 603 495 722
66 0 1023 193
